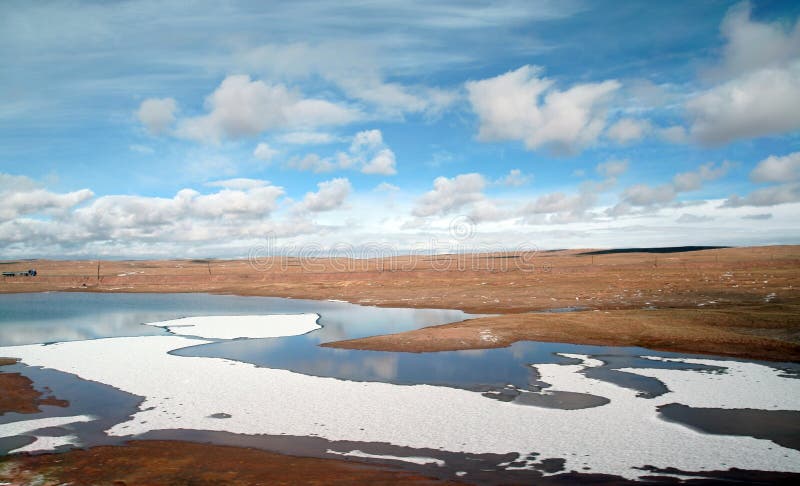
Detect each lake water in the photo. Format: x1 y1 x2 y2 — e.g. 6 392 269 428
1 292 799 484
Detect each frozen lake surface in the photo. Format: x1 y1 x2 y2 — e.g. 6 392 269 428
1 293 799 483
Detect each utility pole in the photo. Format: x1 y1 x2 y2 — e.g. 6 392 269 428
97 261 101 281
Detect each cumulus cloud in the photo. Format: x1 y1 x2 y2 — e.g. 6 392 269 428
205 178 271 190
596 159 629 178
287 154 337 173
676 213 714 223
658 125 689 144
617 161 731 210
686 3 800 144
0 175 94 222
606 118 650 144
707 1 800 80
496 169 531 187
741 213 772 220
750 151 800 183
722 184 800 207
723 152 800 207
672 161 732 192
253 142 278 161
374 182 400 192
361 149 397 175
176 75 358 144
688 64 800 144
137 98 177 135
236 42 457 119
288 129 397 175
295 178 352 213
412 173 486 217
466 65 620 154
277 131 338 145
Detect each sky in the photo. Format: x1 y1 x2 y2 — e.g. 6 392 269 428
1 0 800 258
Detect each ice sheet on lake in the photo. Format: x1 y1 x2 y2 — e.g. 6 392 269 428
143 314 321 339
620 356 800 410
0 415 94 453
326 449 445 466
2 338 800 480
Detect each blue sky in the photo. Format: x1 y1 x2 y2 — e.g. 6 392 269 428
1 0 799 258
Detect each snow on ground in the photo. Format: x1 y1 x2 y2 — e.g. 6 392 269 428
1 333 800 480
621 356 800 410
0 415 95 454
143 313 320 339
326 449 445 466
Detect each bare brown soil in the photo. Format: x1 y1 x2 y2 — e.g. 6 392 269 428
0 440 453 485
2 245 799 361
0 360 69 415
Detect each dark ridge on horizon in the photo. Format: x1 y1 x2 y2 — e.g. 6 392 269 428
579 246 730 256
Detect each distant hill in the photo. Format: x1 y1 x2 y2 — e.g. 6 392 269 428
579 246 729 255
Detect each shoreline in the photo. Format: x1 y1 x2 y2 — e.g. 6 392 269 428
1 245 799 361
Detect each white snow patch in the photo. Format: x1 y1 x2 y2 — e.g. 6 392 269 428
626 356 800 410
10 434 81 454
479 330 498 343
326 449 445 467
0 415 95 438
143 314 320 339
0 415 94 453
0 338 799 480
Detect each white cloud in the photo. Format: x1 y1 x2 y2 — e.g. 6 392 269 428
688 63 800 144
621 184 676 207
707 1 800 80
750 151 800 183
277 131 338 145
253 142 278 161
659 125 689 144
685 3 800 144
466 65 620 154
374 182 400 192
412 173 486 217
0 175 93 222
129 144 154 154
741 213 772 220
137 98 177 135
722 152 800 208
613 161 732 214
672 161 732 192
176 75 359 144
205 178 270 190
676 213 714 223
606 118 650 144
596 159 629 178
288 129 397 176
0 187 94 222
287 154 337 173
722 183 800 208
295 178 352 213
496 169 531 187
0 173 41 192
236 42 458 119
361 149 397 175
